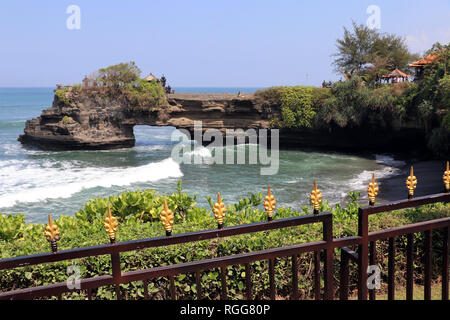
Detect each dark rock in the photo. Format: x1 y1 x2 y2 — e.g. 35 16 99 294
18 89 278 150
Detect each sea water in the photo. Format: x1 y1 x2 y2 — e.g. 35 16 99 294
0 88 405 223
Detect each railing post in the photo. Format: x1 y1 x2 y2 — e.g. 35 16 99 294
104 207 121 300
443 226 449 300
406 233 414 300
357 207 368 300
424 230 432 300
369 241 376 300
111 249 122 300
339 249 350 300
323 214 334 300
388 237 395 300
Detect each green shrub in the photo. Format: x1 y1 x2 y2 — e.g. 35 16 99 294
54 87 71 106
255 86 331 129
0 214 27 241
75 181 196 223
124 79 167 111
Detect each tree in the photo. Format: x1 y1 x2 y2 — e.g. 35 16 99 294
332 22 417 80
332 22 377 75
97 61 141 87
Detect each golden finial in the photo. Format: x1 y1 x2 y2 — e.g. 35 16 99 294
443 161 450 192
406 166 417 199
310 181 322 214
44 214 60 253
160 199 175 236
104 206 118 243
263 185 276 221
213 192 226 229
367 173 379 206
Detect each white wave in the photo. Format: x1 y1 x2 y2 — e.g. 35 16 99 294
0 157 182 207
375 154 406 168
340 158 402 198
185 146 212 158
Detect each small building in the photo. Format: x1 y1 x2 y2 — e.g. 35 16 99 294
82 75 90 87
381 69 410 83
409 51 442 81
144 73 159 82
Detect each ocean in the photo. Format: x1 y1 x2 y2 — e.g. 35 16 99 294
0 87 405 223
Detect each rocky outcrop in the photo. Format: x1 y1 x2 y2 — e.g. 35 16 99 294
19 87 428 154
18 88 280 150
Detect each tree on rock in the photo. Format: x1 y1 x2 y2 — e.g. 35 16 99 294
97 61 142 87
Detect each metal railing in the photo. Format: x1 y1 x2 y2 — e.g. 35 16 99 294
0 164 449 300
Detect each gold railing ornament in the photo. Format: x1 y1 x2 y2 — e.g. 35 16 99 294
213 192 226 229
444 161 450 193
263 185 276 221
44 214 60 253
367 173 379 206
160 199 175 236
310 181 322 215
406 166 417 199
104 206 119 244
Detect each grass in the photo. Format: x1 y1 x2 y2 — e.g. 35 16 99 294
350 282 448 300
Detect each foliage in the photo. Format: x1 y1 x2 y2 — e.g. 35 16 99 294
75 181 196 223
96 61 141 87
1 186 449 300
62 115 71 125
54 87 71 106
0 214 27 241
255 86 331 129
124 78 167 111
332 21 417 80
317 76 402 129
280 87 316 128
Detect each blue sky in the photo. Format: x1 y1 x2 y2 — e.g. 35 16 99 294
0 0 449 87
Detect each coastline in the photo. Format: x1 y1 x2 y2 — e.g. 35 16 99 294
377 160 447 202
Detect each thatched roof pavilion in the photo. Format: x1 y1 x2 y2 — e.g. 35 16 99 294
144 73 159 82
382 69 410 83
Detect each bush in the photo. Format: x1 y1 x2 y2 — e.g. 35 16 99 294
97 61 141 87
255 86 331 129
76 181 196 223
318 76 402 130
54 87 71 106
124 79 167 111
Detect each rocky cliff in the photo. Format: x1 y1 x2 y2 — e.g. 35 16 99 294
18 87 279 150
19 86 428 154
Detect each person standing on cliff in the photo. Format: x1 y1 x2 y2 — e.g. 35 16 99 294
237 90 241 97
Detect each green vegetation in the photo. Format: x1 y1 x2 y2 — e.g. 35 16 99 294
332 22 418 81
59 61 168 111
1 184 449 300
96 61 142 87
62 115 71 125
255 86 331 128
54 87 71 106
256 27 449 157
124 78 167 111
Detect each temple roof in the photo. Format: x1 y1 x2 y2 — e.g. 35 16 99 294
382 68 410 78
144 73 159 81
409 52 442 67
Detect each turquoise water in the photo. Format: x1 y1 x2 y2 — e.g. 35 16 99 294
0 88 405 223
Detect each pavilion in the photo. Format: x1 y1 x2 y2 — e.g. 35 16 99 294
381 69 410 83
144 73 159 82
409 51 443 80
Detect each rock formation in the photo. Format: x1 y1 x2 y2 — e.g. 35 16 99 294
18 87 279 150
19 86 427 154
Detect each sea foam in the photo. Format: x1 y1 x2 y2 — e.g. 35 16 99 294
0 157 183 207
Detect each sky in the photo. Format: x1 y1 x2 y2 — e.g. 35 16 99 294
0 0 449 87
